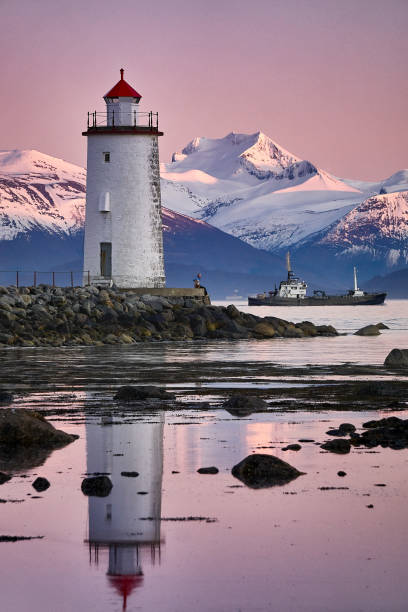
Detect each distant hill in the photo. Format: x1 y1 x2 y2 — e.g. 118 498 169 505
364 268 408 299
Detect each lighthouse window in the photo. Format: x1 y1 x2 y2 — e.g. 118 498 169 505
103 152 110 163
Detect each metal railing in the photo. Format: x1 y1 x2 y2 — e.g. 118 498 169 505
87 110 159 129
0 270 90 288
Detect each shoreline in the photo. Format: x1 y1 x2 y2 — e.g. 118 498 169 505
0 284 338 347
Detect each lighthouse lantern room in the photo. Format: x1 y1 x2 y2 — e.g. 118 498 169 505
82 69 165 288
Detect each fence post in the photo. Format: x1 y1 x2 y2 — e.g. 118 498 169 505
70 271 74 288
87 270 90 285
33 271 37 287
52 272 55 288
16 271 19 288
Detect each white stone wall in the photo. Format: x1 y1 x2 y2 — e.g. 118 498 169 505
83 132 166 288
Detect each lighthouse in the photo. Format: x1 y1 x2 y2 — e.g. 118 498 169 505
82 69 166 288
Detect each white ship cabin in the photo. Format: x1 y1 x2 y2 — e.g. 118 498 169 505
278 272 307 299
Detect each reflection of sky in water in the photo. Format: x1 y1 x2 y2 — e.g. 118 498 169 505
0 410 408 610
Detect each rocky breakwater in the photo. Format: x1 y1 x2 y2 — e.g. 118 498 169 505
0 285 338 347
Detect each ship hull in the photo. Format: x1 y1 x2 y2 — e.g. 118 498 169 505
248 293 387 306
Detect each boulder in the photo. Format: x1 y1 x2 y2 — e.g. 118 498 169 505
226 304 241 319
384 349 408 369
32 477 50 492
81 476 113 497
223 395 268 417
316 325 338 336
320 439 351 454
0 472 11 485
253 322 275 338
376 322 389 330
354 325 380 336
0 409 79 449
231 453 305 488
197 467 219 474
282 444 302 451
115 385 174 402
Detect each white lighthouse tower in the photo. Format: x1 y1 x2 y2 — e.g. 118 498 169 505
82 69 166 288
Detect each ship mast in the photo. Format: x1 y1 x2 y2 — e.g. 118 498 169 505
286 252 292 280
353 266 358 291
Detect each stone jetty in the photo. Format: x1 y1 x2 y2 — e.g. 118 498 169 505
0 285 338 347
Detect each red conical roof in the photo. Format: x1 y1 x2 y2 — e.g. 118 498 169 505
104 69 142 99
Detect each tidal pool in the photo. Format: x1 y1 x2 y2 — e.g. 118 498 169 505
0 406 408 612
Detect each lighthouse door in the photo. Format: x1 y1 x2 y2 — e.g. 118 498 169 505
100 242 112 277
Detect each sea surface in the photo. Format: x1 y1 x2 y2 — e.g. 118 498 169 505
0 300 407 612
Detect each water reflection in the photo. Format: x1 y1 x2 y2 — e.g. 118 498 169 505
85 414 164 610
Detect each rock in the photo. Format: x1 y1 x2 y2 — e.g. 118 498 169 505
282 444 302 451
337 471 347 477
253 322 276 337
376 322 389 330
223 394 268 417
0 472 11 485
226 304 241 319
0 391 13 404
81 476 113 497
231 453 305 488
338 423 356 434
355 416 408 449
32 477 50 492
384 348 408 369
115 385 174 401
0 409 79 449
326 423 356 436
316 325 338 336
197 467 219 474
321 439 351 454
354 325 381 336
121 471 139 477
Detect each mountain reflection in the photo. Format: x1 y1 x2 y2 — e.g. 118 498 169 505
85 413 164 610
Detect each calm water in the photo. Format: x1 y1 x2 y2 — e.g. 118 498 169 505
0 300 407 611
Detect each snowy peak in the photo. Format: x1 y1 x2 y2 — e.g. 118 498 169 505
321 191 408 247
0 149 86 183
0 150 86 240
238 131 301 178
169 131 308 182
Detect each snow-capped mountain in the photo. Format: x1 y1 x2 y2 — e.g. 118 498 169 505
320 191 408 267
161 131 366 251
0 149 85 240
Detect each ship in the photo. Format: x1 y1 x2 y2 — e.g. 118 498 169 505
248 253 387 306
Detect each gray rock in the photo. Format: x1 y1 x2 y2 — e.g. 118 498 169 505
321 439 351 454
384 348 408 369
0 409 79 449
231 453 305 488
32 477 50 492
197 467 219 474
81 476 113 497
0 472 12 485
354 325 380 336
223 394 268 416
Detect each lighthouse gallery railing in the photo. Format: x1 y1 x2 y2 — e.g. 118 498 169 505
87 111 159 129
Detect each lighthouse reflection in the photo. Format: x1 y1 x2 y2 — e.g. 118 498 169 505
85 413 164 610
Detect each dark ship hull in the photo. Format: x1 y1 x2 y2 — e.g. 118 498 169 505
248 292 387 306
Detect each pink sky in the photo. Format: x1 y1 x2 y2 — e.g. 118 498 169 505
1 0 407 180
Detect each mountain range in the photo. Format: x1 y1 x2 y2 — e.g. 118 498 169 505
0 133 407 297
